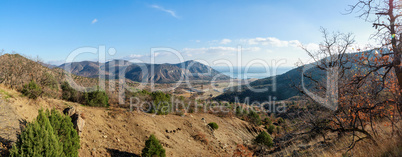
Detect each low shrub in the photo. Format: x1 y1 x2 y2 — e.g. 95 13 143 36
235 106 245 116
247 111 262 126
208 122 219 130
82 89 109 107
48 109 80 156
43 72 59 90
266 124 276 134
264 118 272 125
62 83 110 107
277 117 285 124
255 131 273 147
21 80 42 99
10 109 80 157
61 81 80 102
276 126 282 134
141 135 166 157
150 91 172 115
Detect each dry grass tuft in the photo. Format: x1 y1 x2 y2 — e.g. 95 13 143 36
80 112 86 120
193 132 209 145
315 122 402 157
233 144 253 157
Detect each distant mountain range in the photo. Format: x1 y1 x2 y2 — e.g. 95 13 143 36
58 60 230 83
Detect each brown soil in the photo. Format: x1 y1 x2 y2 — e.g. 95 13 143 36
0 99 20 144
0 85 262 157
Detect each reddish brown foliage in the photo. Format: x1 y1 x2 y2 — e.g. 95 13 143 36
193 132 209 145
233 144 253 157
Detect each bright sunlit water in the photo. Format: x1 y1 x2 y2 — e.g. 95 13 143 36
213 66 292 79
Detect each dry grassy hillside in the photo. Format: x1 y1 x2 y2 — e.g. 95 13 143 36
0 53 143 106
0 54 94 89
0 84 262 157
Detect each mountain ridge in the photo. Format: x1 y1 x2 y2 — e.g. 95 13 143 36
215 50 382 102
58 60 230 83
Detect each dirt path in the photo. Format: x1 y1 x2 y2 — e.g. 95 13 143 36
0 96 21 156
0 98 20 143
0 100 20 143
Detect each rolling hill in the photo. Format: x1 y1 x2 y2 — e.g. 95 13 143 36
214 66 305 102
215 50 379 102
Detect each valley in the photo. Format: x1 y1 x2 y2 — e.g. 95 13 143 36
2 1 402 156
0 53 400 157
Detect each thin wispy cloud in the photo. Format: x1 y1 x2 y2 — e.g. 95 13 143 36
91 18 98 24
151 5 179 18
220 39 232 44
183 46 261 56
247 37 301 47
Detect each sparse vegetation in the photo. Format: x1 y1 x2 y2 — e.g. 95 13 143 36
42 72 59 90
2 0 402 155
61 81 80 102
62 82 110 107
141 134 166 157
277 117 284 125
266 124 275 135
82 89 109 107
0 89 13 99
150 91 172 115
264 117 272 125
247 111 262 126
235 106 244 116
21 80 42 99
276 126 281 134
233 144 253 157
193 132 209 145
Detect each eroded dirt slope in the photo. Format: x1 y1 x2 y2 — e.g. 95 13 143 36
0 85 262 157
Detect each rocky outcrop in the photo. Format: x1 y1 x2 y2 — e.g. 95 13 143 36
63 107 85 136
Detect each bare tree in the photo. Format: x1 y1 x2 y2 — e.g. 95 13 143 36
348 0 402 113
299 28 400 151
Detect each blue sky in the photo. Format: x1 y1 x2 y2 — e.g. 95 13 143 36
0 0 376 67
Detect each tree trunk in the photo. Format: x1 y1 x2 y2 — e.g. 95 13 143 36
389 0 402 113
394 66 402 113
